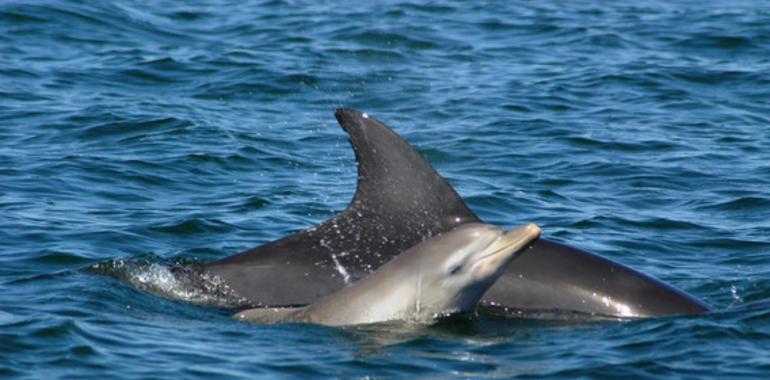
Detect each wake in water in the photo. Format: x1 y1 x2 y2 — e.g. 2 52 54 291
85 256 251 308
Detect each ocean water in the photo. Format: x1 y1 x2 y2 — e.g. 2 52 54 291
2 0 770 378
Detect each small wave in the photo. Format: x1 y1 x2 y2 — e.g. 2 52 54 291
698 196 770 212
0 310 28 326
325 47 406 60
148 218 235 235
561 135 679 153
689 237 770 251
77 117 191 142
192 80 296 100
668 68 760 86
337 31 440 50
674 35 754 50
117 68 178 85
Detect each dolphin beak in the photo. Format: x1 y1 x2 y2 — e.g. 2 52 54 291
476 224 541 268
504 223 541 245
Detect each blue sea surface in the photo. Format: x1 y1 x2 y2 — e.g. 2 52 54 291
2 0 770 378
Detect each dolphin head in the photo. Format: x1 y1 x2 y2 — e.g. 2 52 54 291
414 223 541 317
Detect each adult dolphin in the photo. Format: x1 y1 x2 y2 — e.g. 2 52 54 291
235 223 541 326
204 109 710 318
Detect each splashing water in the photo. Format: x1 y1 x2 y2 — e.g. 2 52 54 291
729 285 744 308
87 259 250 308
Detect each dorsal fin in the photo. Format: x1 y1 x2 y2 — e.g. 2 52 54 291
203 109 479 306
335 108 478 229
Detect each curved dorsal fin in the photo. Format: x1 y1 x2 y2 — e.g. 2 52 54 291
335 108 478 228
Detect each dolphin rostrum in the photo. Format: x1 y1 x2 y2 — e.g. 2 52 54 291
235 223 541 326
204 109 710 318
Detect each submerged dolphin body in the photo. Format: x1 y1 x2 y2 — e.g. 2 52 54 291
205 109 710 318
235 223 541 326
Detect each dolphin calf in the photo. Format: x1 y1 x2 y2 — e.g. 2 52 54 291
235 223 541 326
205 109 710 318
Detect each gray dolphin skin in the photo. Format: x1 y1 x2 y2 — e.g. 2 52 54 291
204 109 711 318
235 223 541 326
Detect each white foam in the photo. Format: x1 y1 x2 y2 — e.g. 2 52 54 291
122 261 248 307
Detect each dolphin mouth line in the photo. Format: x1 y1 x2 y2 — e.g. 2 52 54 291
476 224 541 264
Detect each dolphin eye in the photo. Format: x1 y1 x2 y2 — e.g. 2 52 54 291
449 265 462 275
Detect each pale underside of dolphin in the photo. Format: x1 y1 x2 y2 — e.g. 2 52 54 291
204 109 710 318
235 223 541 326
